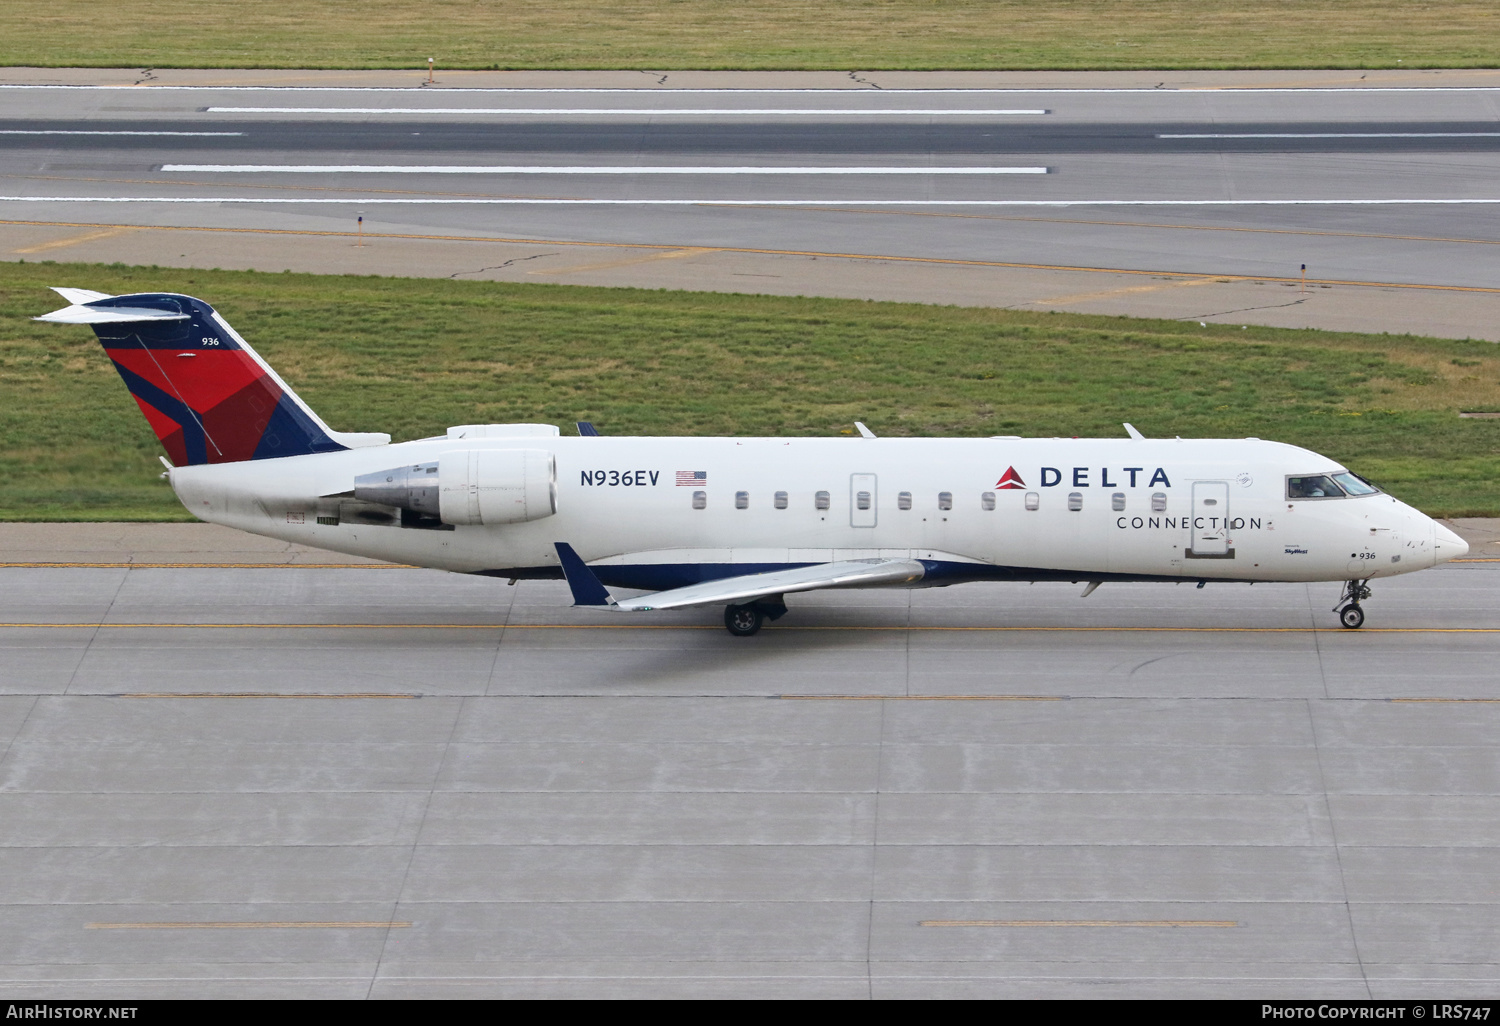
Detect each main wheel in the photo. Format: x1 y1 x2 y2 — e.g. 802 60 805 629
724 604 765 637
1339 604 1365 630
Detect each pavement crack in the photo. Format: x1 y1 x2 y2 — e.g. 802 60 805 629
0 696 40 794
1188 297 1310 320
1306 698 1373 999
366 693 466 998
848 72 882 90
447 253 557 278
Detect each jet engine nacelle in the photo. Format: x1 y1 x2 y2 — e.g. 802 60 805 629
353 448 556 526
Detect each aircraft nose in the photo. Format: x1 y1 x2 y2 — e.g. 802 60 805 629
1433 521 1469 564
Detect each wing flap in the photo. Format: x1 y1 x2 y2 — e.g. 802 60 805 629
614 558 926 612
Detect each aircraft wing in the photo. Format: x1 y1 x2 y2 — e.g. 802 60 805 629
554 543 926 611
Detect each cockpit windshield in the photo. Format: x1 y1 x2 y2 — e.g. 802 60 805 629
1287 473 1381 499
1331 471 1380 496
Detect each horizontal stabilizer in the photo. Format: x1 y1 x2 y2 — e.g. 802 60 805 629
614 558 926 612
51 287 114 305
35 304 188 324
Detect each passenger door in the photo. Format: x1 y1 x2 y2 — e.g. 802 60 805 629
1189 481 1230 556
850 473 877 528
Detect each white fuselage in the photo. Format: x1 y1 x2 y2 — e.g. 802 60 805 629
166 433 1462 588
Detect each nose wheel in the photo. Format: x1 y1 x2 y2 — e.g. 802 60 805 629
1334 579 1372 629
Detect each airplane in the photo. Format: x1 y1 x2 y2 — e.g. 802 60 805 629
37 288 1469 636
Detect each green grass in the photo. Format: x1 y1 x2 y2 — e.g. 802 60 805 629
2 260 1498 520
6 1 1500 70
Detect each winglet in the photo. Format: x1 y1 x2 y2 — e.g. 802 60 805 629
854 421 876 439
1123 423 1145 440
554 543 616 607
576 421 601 437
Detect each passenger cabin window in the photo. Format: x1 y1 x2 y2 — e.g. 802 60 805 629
1151 492 1167 513
1287 475 1345 499
692 490 707 510
897 491 912 511
815 490 831 510
856 490 872 511
981 491 996 511
1111 492 1125 512
937 491 953 511
1024 491 1040 511
735 490 749 509
1068 492 1083 512
774 491 788 509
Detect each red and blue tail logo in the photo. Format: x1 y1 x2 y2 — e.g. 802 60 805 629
76 293 347 466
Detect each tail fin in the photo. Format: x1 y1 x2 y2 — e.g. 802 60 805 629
37 289 388 465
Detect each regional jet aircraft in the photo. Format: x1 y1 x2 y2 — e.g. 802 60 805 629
38 289 1468 635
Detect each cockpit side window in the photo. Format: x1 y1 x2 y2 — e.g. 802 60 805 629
1287 474 1346 499
1331 471 1380 496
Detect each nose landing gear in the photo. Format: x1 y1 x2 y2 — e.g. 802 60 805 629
1334 579 1372 629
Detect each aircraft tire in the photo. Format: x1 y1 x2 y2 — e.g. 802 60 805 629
725 604 765 637
1339 604 1365 630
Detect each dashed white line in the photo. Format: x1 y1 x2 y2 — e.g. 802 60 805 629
158 164 1052 175
203 106 1047 115
1160 132 1500 139
0 130 243 136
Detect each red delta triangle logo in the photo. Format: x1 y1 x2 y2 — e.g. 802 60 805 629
995 466 1026 490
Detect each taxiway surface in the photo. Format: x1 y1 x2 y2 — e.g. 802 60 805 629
1 524 1497 998
3 69 1500 337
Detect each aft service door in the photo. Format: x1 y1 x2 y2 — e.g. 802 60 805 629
850 473 877 528
1189 481 1230 557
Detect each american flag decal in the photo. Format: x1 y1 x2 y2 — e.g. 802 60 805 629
676 470 707 487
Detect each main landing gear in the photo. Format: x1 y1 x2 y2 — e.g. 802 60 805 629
724 596 789 637
1334 579 1372 630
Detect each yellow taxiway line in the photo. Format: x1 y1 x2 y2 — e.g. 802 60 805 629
5 216 1500 294
0 561 408 569
1 558 1492 568
5 621 1494 630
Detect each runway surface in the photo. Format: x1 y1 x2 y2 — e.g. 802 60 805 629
4 69 1500 338
2 521 1498 998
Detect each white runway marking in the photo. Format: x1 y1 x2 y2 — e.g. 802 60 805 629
7 196 1500 206
1160 132 1500 139
205 106 1048 116
0 130 243 136
159 164 1052 175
